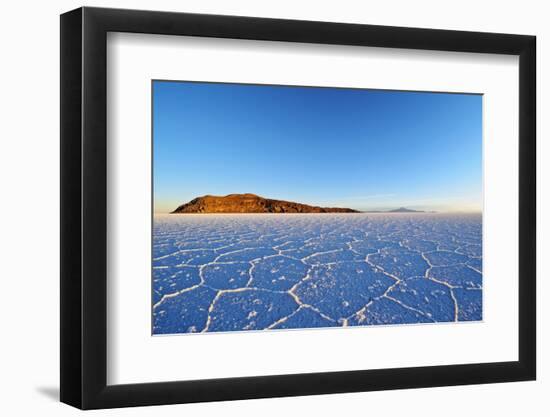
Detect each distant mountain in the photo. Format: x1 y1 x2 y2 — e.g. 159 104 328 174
362 207 428 213
387 207 425 213
171 193 360 214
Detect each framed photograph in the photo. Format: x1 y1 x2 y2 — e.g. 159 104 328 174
60 7 536 409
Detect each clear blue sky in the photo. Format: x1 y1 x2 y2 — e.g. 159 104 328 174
153 81 482 213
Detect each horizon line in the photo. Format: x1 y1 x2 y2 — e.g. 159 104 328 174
155 193 481 212
153 209 483 215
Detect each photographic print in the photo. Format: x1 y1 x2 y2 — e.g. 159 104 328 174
152 81 482 335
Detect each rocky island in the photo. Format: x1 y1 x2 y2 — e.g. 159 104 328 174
171 193 360 214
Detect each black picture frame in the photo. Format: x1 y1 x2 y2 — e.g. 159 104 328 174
60 6 536 410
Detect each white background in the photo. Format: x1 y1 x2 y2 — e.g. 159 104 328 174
0 0 546 415
108 33 518 384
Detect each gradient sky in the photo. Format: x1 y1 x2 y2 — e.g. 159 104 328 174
153 81 482 213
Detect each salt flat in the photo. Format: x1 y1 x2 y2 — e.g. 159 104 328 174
152 213 482 334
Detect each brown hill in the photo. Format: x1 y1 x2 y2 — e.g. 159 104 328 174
171 193 359 214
